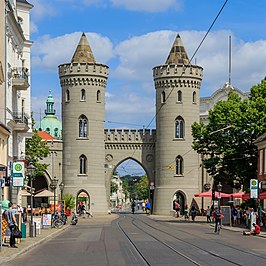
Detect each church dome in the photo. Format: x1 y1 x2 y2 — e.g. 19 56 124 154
35 91 62 139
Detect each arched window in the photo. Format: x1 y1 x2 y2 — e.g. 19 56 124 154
193 91 196 103
54 128 58 138
79 115 88 138
176 155 183 175
79 154 87 174
46 128 50 134
66 89 70 102
161 91 166 103
80 89 86 101
97 90 101 102
175 116 184 138
177 90 182 102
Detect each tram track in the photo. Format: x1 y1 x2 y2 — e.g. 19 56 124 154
130 214 266 265
117 216 201 266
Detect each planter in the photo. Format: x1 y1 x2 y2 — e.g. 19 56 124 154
65 209 71 216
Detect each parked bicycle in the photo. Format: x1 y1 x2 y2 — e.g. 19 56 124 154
52 211 63 228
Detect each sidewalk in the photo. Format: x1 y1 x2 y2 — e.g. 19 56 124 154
149 214 266 238
0 224 70 265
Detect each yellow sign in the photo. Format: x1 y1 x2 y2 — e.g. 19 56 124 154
168 165 175 170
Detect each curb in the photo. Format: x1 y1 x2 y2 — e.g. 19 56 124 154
0 225 70 265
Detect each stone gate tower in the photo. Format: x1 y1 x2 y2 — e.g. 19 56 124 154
58 33 109 213
153 35 203 215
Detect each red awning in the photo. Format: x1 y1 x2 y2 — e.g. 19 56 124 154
242 191 266 201
230 192 245 198
194 191 231 198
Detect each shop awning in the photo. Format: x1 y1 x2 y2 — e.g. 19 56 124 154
35 189 54 197
194 191 231 198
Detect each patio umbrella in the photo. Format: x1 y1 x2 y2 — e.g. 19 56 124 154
194 191 231 198
230 192 245 198
34 189 54 197
2 199 10 210
242 191 266 201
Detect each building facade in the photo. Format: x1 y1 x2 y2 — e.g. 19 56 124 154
2 0 33 202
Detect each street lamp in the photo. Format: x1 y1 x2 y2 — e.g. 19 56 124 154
217 182 222 210
50 177 58 215
27 163 35 237
59 182 64 200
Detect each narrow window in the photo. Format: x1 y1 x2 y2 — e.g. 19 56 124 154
79 115 88 138
161 91 166 103
193 91 196 103
81 89 86 101
79 154 87 174
260 149 263 175
66 89 70 102
97 90 101 102
176 155 183 175
46 128 50 134
54 128 58 138
175 116 184 138
177 90 182 102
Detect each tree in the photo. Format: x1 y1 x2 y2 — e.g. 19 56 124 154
192 79 266 190
110 181 118 194
25 133 50 177
62 193 75 210
136 175 149 200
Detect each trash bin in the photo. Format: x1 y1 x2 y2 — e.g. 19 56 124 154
21 223 27 238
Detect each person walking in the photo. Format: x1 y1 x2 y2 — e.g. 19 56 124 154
145 200 151 215
206 206 211 223
6 202 18 248
190 204 196 221
213 207 223 233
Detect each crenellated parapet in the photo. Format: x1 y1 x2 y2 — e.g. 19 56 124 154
104 128 156 143
153 64 203 89
58 62 108 87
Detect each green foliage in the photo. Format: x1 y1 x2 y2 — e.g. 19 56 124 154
110 181 118 194
120 174 149 200
62 193 75 210
25 133 50 177
192 79 266 190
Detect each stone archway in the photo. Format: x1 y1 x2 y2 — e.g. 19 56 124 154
172 191 187 215
76 189 90 213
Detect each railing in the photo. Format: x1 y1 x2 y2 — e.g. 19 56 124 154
12 67 29 82
12 111 29 126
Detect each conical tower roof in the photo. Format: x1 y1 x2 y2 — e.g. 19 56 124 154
165 34 190 65
71 33 96 63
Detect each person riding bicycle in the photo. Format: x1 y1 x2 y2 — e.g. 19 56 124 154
213 207 223 233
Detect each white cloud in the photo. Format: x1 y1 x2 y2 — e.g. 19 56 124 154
111 0 182 12
30 0 56 21
32 32 114 71
30 21 38 34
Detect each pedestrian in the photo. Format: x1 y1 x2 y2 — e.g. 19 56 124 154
174 201 180 218
145 200 151 215
131 200 136 214
213 207 223 233
206 206 211 223
243 222 261 235
190 204 196 221
142 202 146 212
6 202 18 248
237 207 241 225
18 205 24 222
184 204 189 221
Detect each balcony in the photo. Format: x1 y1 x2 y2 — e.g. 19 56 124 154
7 111 30 132
12 67 29 90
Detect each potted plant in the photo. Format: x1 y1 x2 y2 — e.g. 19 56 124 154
62 193 75 216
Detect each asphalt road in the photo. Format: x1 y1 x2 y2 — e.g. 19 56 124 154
3 213 266 266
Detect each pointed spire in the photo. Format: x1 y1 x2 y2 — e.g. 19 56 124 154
165 34 190 65
45 91 56 116
71 33 96 63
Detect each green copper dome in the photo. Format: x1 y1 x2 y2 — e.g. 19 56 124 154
35 91 62 139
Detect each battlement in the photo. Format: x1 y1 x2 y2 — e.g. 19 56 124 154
153 64 203 80
58 62 109 79
104 129 156 143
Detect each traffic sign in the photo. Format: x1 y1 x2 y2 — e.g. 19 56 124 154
12 162 25 187
250 179 259 199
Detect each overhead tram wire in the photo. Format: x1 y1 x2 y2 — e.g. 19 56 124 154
145 0 229 130
122 0 230 173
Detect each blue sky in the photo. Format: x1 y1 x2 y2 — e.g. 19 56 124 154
29 0 266 175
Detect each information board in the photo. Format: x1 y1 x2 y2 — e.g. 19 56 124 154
42 214 52 227
221 206 231 226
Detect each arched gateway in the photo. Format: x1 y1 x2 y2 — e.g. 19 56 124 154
58 33 203 215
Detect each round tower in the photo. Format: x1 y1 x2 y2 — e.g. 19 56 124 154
58 33 109 213
153 34 203 215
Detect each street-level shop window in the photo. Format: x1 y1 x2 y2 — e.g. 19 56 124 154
176 155 183 175
175 116 184 138
79 115 88 138
79 154 87 174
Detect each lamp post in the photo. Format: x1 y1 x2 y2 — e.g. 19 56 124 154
27 163 35 237
50 177 58 215
217 182 222 210
59 182 64 200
